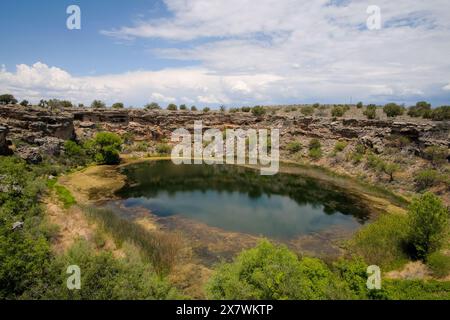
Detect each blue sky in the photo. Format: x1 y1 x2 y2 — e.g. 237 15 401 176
0 0 449 107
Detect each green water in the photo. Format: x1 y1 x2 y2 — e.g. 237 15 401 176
115 160 370 239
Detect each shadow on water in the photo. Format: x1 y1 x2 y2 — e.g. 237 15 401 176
114 160 371 240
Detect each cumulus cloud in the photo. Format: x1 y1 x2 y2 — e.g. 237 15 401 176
0 62 283 106
2 1 450 106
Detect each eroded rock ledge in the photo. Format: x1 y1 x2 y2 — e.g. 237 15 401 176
0 105 449 161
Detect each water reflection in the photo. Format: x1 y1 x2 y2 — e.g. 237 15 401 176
115 161 370 239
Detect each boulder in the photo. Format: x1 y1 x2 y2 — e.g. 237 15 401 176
0 126 12 155
16 146 43 164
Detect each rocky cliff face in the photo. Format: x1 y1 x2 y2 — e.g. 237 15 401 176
0 125 11 155
0 105 449 160
0 105 75 142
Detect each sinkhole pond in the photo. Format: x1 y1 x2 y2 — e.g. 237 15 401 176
113 160 371 240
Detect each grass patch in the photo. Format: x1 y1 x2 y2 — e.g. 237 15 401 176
349 213 410 270
82 206 182 275
379 279 450 300
54 184 76 208
427 252 450 278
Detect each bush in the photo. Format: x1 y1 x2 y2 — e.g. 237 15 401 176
331 106 346 117
90 132 122 165
156 143 171 155
301 106 314 116
383 103 405 118
309 148 322 160
20 100 29 107
207 241 332 300
219 105 226 112
203 107 210 113
286 141 302 154
252 106 266 116
309 138 321 150
408 192 449 259
308 139 322 159
363 105 377 119
91 100 106 109
427 252 450 278
423 146 448 167
112 102 124 109
241 106 251 112
25 240 180 299
47 99 73 108
167 104 178 111
190 106 197 111
0 94 18 105
430 106 450 121
408 101 431 118
356 102 363 109
351 213 409 270
334 141 348 153
207 240 373 300
414 169 441 191
179 104 187 110
144 102 161 110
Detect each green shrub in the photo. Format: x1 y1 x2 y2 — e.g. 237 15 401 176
207 241 333 300
91 100 106 109
190 106 197 111
414 169 442 191
408 101 431 118
408 192 449 259
179 104 187 110
331 106 346 117
156 143 172 155
309 138 321 150
252 106 266 116
431 106 450 121
64 140 84 158
363 105 377 119
379 279 450 300
427 252 450 278
351 213 409 270
20 100 29 107
90 132 123 165
334 141 348 153
383 103 405 118
309 148 322 160
167 104 178 111
424 145 448 167
0 94 18 105
112 102 124 109
24 240 180 299
241 106 251 112
356 102 363 109
203 107 210 113
286 141 302 154
144 102 161 110
301 106 314 116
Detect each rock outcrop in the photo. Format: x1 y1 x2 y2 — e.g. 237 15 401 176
0 125 11 155
0 105 449 159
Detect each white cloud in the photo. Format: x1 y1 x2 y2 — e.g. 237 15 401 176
2 1 450 106
100 0 450 105
0 62 283 106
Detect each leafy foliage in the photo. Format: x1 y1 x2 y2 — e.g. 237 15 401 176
251 106 266 116
363 104 377 119
383 103 405 117
91 100 106 109
408 192 448 259
0 94 18 105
